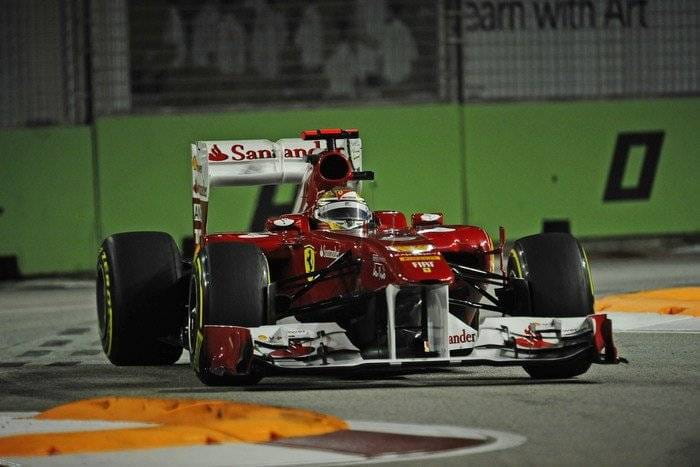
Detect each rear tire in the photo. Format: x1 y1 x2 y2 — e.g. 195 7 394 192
97 232 184 365
507 233 594 378
189 243 269 385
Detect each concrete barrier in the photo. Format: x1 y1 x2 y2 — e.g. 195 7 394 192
0 126 95 274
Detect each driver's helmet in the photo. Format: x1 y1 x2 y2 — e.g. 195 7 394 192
313 187 371 231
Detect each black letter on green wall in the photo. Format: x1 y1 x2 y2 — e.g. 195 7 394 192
603 131 664 202
251 185 299 230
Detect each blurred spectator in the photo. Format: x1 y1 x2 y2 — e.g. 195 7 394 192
355 0 383 90
324 19 360 98
192 3 218 67
379 3 417 85
356 0 386 42
295 4 323 70
248 0 287 79
164 6 186 68
218 12 246 74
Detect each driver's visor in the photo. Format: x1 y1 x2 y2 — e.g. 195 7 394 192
317 202 371 221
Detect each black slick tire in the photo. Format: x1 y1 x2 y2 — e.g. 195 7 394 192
189 242 269 386
97 232 184 365
508 233 595 379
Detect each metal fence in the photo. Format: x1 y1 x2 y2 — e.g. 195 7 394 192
442 0 700 102
1 0 698 128
0 0 84 127
0 0 129 127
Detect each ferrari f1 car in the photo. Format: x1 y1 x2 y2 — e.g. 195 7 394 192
97 128 623 385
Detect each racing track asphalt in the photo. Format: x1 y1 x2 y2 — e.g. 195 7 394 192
0 251 698 466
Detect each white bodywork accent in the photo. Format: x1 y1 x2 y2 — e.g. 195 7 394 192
250 323 362 366
192 137 361 194
385 284 399 360
447 313 478 350
191 136 362 246
251 323 357 349
477 316 592 347
248 283 595 369
418 227 456 233
386 285 451 361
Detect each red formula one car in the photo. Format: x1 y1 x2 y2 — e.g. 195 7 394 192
97 128 623 385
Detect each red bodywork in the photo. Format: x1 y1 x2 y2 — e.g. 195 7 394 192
202 135 494 310
195 129 493 377
206 224 491 308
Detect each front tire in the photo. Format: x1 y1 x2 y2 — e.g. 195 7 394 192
508 233 594 378
189 242 269 386
522 350 595 379
97 232 185 365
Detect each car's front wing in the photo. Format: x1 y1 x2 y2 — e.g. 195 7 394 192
198 314 622 378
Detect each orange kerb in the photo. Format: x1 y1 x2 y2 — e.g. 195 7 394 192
0 397 348 456
595 287 700 316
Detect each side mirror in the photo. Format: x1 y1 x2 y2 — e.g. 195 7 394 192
411 212 444 227
265 214 310 233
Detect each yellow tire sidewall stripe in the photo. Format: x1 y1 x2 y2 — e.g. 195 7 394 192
508 249 523 278
98 249 114 356
581 246 595 296
193 256 205 372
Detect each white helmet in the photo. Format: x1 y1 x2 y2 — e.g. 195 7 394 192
314 188 371 230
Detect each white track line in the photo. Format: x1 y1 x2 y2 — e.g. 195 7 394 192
0 416 525 466
605 312 700 333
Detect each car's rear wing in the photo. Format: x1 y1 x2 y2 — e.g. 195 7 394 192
191 132 362 247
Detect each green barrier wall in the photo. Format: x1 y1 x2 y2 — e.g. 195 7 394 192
1 98 698 274
96 104 463 244
463 98 700 239
0 126 95 274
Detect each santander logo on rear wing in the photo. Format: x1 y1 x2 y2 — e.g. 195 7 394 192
191 136 362 194
191 130 362 247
